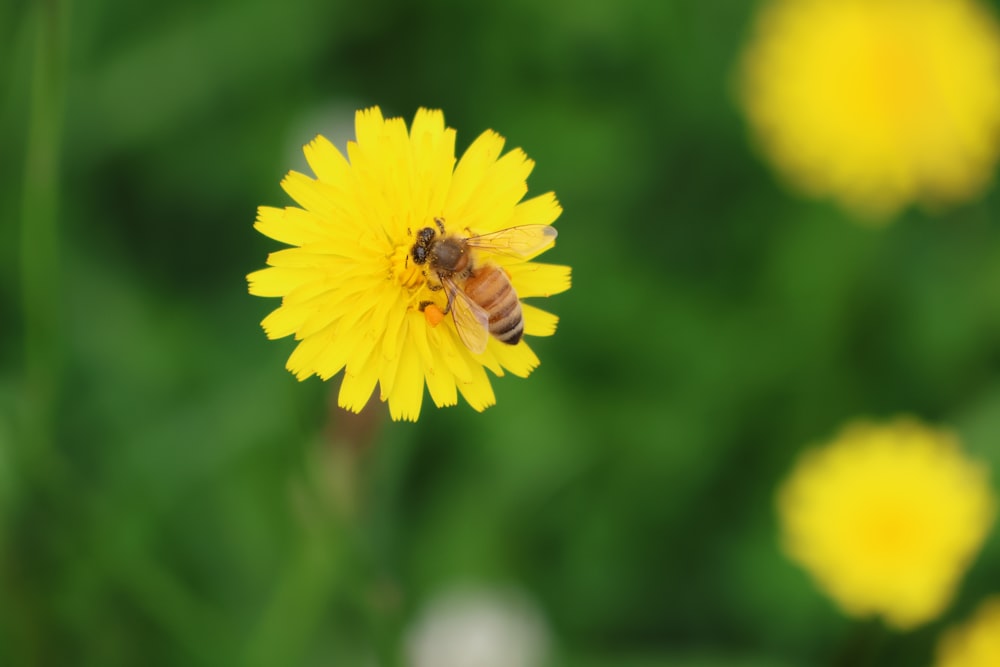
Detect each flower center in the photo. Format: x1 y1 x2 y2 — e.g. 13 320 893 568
390 242 448 328
858 503 919 563
392 244 425 291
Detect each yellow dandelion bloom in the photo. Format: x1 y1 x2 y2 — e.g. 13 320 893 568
936 596 1000 667
738 0 1000 220
247 107 570 421
777 418 996 629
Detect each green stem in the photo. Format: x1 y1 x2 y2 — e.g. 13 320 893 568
20 0 67 457
242 515 345 667
831 618 887 667
8 8 69 660
117 555 236 666
245 399 403 664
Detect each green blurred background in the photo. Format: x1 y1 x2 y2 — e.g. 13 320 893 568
4 0 1000 664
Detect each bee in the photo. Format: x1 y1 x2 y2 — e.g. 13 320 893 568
410 217 557 354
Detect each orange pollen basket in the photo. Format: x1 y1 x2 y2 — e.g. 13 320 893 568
423 304 445 327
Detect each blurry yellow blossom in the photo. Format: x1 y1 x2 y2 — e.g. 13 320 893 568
936 596 1000 667
778 418 995 629
739 0 1000 220
247 107 570 421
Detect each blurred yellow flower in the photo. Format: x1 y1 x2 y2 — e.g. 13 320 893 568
738 0 1000 220
247 107 570 421
936 596 1000 667
778 418 995 629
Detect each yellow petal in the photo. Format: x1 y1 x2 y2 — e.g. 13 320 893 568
247 266 323 297
509 192 563 228
312 314 374 380
354 106 386 147
377 297 409 399
310 335 353 381
448 148 533 233
431 324 479 385
338 339 381 413
259 206 341 246
508 263 572 297
261 304 311 340
411 108 444 138
294 295 347 341
280 173 370 240
410 109 456 222
378 116 417 240
446 130 506 216
303 134 352 185
456 361 496 412
410 311 459 408
386 324 424 422
489 339 540 378
285 323 338 380
476 344 505 378
280 171 336 218
522 304 559 337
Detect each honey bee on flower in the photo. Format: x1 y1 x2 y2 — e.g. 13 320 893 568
409 217 557 354
247 107 571 421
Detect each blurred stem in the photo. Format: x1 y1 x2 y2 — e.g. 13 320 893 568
20 0 67 457
325 396 403 667
118 556 235 666
243 512 345 667
831 619 886 667
247 396 402 666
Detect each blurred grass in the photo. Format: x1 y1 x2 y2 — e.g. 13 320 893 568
4 0 1000 664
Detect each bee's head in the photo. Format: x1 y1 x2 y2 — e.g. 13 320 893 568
410 226 436 265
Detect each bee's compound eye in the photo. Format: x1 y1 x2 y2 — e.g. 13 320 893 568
411 244 428 264
417 227 436 243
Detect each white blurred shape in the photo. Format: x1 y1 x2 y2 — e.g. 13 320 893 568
284 100 361 173
406 586 551 667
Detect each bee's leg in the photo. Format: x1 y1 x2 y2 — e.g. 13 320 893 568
422 271 452 315
419 272 450 314
434 217 446 234
419 298 451 316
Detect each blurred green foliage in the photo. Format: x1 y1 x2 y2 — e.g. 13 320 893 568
4 0 1000 665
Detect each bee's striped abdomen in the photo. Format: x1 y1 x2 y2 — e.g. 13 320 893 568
464 266 524 345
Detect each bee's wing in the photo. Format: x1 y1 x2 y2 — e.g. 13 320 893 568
464 225 557 259
443 276 490 354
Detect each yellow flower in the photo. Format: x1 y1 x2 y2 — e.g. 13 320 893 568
738 0 1000 220
247 107 570 421
935 596 1000 667
777 418 996 629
